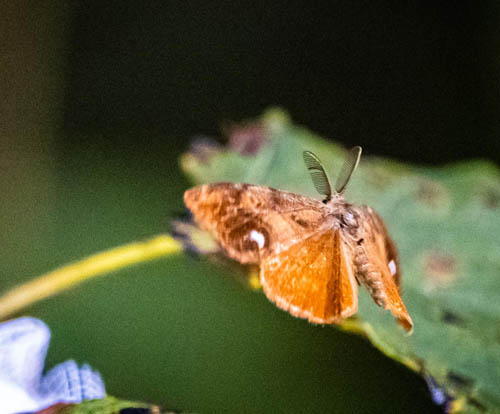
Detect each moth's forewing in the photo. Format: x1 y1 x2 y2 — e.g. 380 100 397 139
356 208 413 332
260 230 358 323
371 210 402 288
184 183 328 264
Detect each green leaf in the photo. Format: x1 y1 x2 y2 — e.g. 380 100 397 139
181 108 500 414
41 396 176 414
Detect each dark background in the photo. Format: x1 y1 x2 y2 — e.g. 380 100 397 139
63 1 500 165
2 1 499 413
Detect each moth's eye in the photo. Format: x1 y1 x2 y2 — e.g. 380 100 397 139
388 259 397 276
343 211 357 227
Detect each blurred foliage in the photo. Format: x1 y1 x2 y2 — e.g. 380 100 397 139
181 108 500 414
0 134 442 413
37 397 169 414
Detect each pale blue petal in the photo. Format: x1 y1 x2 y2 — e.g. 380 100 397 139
0 317 106 412
0 317 50 394
40 360 106 403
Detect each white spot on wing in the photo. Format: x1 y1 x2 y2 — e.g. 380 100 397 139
388 259 397 276
250 230 265 249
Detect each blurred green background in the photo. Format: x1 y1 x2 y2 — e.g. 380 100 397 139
1 1 499 413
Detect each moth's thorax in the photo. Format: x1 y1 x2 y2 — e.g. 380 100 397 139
326 197 364 240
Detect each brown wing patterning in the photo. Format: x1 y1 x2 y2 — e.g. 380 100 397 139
184 183 328 264
370 210 402 288
259 230 358 324
355 208 413 332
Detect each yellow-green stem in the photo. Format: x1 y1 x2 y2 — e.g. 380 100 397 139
0 234 182 320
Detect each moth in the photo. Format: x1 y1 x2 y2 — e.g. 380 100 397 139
184 147 413 332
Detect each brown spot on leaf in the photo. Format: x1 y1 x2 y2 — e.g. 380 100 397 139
447 371 474 390
188 136 222 163
441 310 466 327
481 185 500 208
422 250 457 292
468 397 487 412
222 121 268 155
415 178 450 212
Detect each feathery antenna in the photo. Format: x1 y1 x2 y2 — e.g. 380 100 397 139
302 151 332 201
303 146 362 200
334 146 362 193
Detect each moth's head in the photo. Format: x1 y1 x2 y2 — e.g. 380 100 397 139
302 146 362 204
